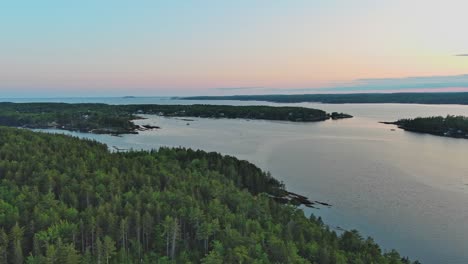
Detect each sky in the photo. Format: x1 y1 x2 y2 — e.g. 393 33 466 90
1 0 468 97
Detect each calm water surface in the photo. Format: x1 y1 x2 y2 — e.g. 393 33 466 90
29 97 468 264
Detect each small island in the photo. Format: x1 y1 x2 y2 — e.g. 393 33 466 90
386 115 468 139
330 112 353 120
0 102 352 135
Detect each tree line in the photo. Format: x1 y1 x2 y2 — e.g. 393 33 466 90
182 92 468 104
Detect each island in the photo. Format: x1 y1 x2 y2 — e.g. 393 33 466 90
0 102 352 135
181 92 468 105
0 126 417 263
385 115 468 139
330 112 353 120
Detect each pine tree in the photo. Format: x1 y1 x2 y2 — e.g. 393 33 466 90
102 236 116 264
10 223 24 264
0 228 8 263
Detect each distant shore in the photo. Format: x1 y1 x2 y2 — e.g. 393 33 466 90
181 92 468 105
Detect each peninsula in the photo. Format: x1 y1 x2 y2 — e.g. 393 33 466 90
0 102 352 135
0 126 416 263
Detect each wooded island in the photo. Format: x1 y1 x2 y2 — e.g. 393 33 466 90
390 115 468 139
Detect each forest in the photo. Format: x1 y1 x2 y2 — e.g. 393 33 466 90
393 115 468 138
0 127 418 263
182 92 468 104
0 103 347 135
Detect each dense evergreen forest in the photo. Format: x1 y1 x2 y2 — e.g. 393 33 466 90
393 115 468 138
182 92 468 104
0 127 417 263
0 103 350 135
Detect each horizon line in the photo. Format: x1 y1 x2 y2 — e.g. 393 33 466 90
3 90 468 100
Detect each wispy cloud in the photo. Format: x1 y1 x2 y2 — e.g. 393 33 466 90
264 74 468 93
210 74 468 95
455 54 468 56
215 87 265 91
325 74 468 91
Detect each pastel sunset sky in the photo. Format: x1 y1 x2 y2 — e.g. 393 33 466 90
2 0 468 97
